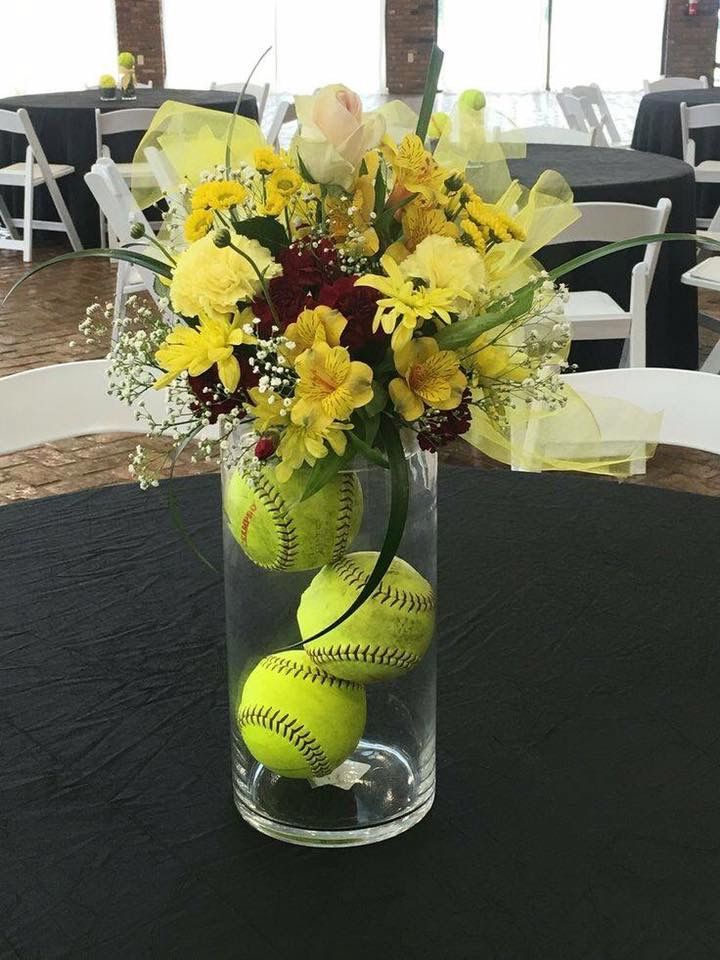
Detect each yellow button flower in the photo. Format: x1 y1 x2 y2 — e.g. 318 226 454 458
389 337 467 422
184 209 214 244
356 255 461 351
153 315 253 392
283 306 347 361
275 410 353 483
191 180 248 211
293 340 373 422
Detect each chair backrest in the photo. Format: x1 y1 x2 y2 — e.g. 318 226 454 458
0 108 24 135
680 101 720 166
95 107 157 159
565 83 622 145
0 360 168 454
494 124 595 146
85 157 155 246
266 100 297 148
563 367 720 455
547 198 672 296
556 91 608 146
211 81 270 119
643 75 709 93
6 109 59 184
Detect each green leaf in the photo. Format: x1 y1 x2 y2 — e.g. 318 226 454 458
2 247 173 305
225 45 272 171
415 44 445 143
434 288 535 352
348 431 389 468
549 232 720 281
373 164 387 220
233 216 288 256
302 416 409 643
167 429 220 574
364 382 389 419
300 449 352 502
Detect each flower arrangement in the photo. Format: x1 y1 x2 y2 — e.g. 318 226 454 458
99 74 116 90
118 51 136 100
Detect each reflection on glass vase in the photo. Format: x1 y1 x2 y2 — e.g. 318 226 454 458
119 68 136 101
222 426 437 847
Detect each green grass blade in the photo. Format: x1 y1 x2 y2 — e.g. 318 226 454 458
549 232 720 281
416 44 444 143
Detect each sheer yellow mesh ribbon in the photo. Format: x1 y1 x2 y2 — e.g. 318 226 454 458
131 101 266 209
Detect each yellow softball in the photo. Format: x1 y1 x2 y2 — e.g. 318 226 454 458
224 464 363 571
298 551 436 683
237 650 367 779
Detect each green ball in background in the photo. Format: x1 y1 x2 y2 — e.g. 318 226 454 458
458 88 486 112
237 650 367 779
224 465 363 572
299 551 436 683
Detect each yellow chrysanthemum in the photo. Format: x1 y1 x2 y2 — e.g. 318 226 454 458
275 410 353 483
389 337 467 422
184 208 214 243
253 147 286 175
464 198 527 244
191 180 248 212
170 234 281 324
245 386 287 432
293 340 373 422
153 315 252 392
283 306 347 361
384 133 449 200
356 254 462 351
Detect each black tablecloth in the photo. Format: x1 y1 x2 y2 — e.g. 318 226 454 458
509 144 698 371
0 89 258 247
632 88 720 221
2 469 720 959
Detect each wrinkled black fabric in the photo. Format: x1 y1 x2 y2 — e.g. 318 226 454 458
2 471 720 959
632 88 720 221
509 144 698 372
0 89 257 246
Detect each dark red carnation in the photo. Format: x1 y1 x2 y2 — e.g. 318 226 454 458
317 275 386 364
417 389 473 452
187 349 258 424
251 274 313 337
279 239 340 291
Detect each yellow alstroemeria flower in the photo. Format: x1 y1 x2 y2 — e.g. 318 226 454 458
283 306 347 361
275 410 353 483
184 208 214 243
389 337 467 422
383 133 449 201
293 340 373 422
462 331 530 384
356 255 461 351
326 165 379 258
245 386 288 432
191 180 248 212
153 315 253 392
388 198 458 260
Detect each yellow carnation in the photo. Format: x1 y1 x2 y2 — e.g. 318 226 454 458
184 209 214 243
401 235 485 313
191 180 247 212
170 234 281 323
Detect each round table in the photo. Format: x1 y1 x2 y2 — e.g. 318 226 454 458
0 89 258 247
632 88 720 221
2 470 720 958
509 144 698 371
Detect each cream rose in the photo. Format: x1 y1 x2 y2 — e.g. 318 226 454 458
294 84 385 189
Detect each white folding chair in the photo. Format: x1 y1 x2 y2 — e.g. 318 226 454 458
266 100 297 149
211 81 270 121
562 367 720 455
0 108 81 262
0 359 169 455
95 107 157 246
680 101 720 229
85 158 169 341
643 76 709 94
563 84 627 147
547 199 672 368
556 92 607 146
494 124 598 146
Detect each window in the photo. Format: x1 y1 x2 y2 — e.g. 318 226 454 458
0 0 118 97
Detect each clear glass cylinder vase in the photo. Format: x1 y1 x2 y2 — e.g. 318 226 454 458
221 427 437 847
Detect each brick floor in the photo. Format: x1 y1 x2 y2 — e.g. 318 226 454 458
2 238 720 502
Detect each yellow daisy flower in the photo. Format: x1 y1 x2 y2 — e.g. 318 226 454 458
275 411 353 483
184 208 214 243
191 180 247 212
153 315 253 392
293 341 373 422
389 337 467 422
356 255 461 350
268 167 303 199
283 306 347 361
253 147 286 175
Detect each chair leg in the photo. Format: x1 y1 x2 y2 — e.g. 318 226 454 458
45 175 82 251
99 211 107 249
112 260 130 343
0 192 20 240
22 180 34 263
700 336 720 374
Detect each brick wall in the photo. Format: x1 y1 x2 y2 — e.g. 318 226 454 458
386 0 438 94
114 0 166 87
664 0 718 80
